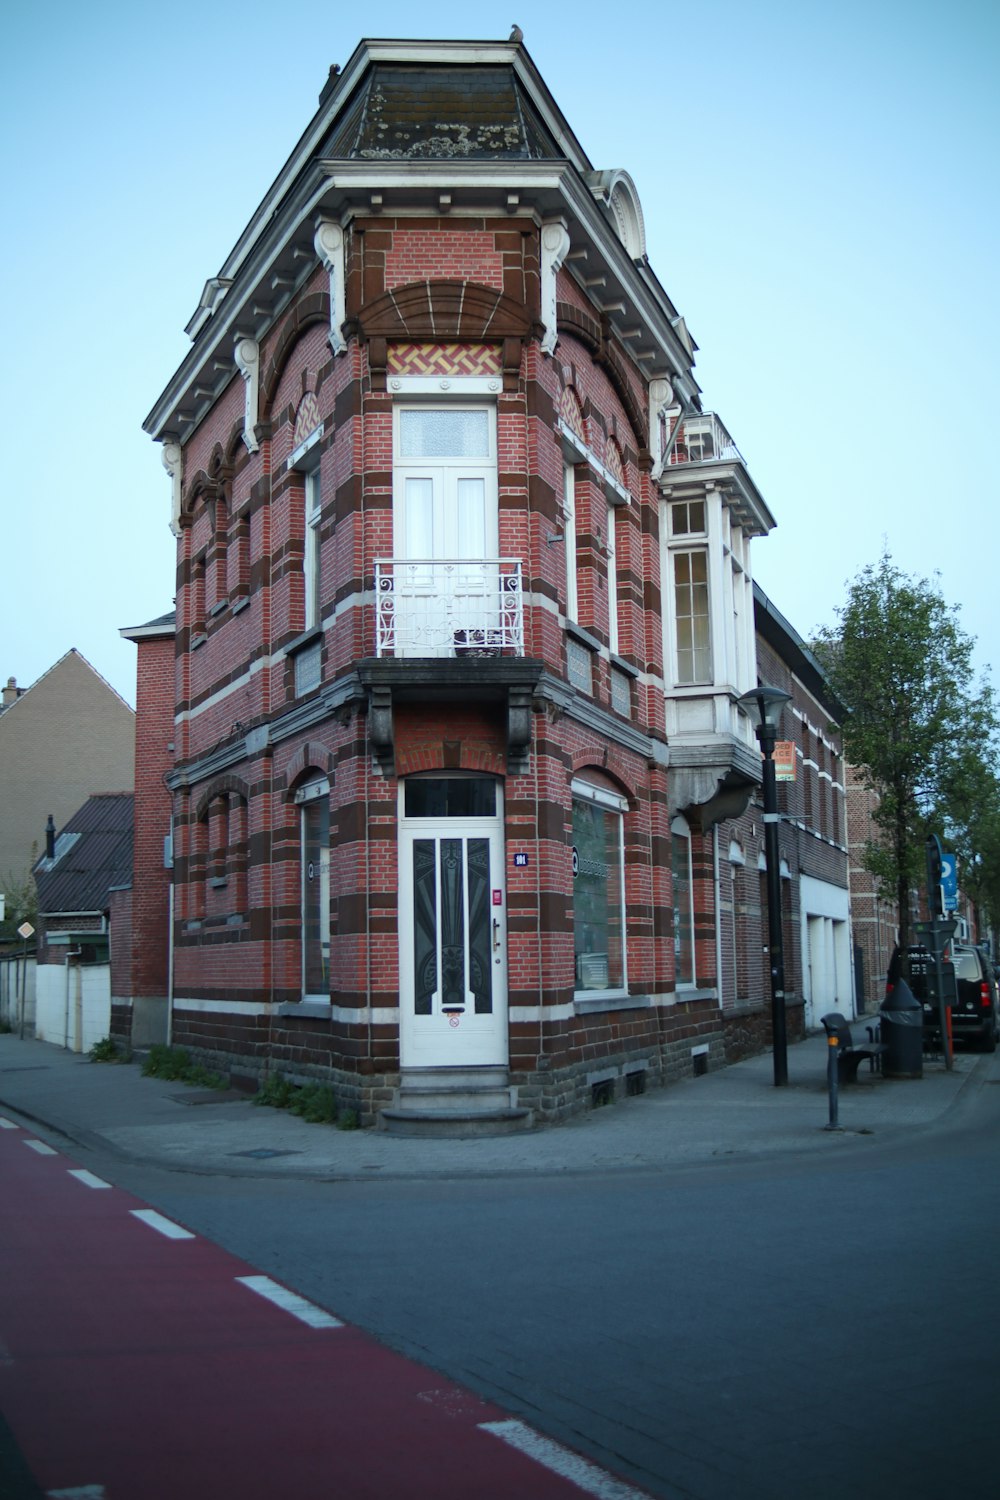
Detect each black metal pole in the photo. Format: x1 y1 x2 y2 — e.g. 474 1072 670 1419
759 727 788 1087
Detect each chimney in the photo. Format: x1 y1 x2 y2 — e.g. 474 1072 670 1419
46 815 56 861
2 677 18 708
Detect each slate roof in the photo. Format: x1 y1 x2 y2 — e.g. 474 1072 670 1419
323 65 552 161
34 793 134 916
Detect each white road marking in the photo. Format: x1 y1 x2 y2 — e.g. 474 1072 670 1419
0 1117 18 1129
24 1139 58 1155
236 1275 343 1328
68 1169 111 1190
479 1420 650 1499
47 1487 107 1498
129 1209 195 1240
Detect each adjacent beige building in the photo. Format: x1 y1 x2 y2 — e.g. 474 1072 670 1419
0 651 135 888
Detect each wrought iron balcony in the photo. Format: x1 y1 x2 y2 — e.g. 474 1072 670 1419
668 412 744 468
375 558 525 659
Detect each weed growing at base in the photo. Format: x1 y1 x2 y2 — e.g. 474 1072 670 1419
141 1044 226 1090
254 1072 359 1129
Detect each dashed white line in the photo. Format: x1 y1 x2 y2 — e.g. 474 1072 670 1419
236 1275 343 1328
68 1169 111 1190
479 1420 650 1499
24 1139 58 1156
129 1209 195 1240
0 1116 18 1129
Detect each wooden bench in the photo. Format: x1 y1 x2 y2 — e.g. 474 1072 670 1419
820 1012 888 1083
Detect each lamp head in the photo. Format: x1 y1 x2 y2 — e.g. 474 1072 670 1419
738 685 792 739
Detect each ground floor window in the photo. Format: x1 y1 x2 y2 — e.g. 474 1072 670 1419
572 777 628 995
672 816 695 986
296 778 330 1000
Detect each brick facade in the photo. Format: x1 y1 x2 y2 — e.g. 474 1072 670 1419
136 37 806 1124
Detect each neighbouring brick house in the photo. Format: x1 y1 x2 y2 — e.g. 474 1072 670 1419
110 613 176 1046
32 793 133 1051
845 766 899 1012
0 652 135 892
712 587 853 1058
138 34 788 1129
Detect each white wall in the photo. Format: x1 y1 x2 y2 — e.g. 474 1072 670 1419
799 875 854 1027
35 963 111 1052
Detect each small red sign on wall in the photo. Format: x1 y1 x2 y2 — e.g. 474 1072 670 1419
774 741 797 782
492 889 503 905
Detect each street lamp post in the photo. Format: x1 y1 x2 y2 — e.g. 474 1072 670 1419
739 685 793 1087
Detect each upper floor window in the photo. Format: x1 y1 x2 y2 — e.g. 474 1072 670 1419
661 494 753 694
606 500 619 657
672 548 711 685
670 499 706 537
304 470 322 631
563 462 578 622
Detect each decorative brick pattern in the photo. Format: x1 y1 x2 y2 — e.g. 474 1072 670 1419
387 342 501 377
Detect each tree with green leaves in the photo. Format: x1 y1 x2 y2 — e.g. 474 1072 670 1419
0 856 39 948
936 746 1000 935
815 548 999 950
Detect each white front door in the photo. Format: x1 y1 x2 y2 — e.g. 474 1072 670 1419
393 406 498 656
398 777 507 1067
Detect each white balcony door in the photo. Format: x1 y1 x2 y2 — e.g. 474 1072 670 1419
393 406 497 656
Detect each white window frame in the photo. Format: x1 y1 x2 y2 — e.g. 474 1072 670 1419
295 777 331 1003
304 469 322 631
606 498 619 657
571 776 629 1001
563 461 578 622
672 814 696 988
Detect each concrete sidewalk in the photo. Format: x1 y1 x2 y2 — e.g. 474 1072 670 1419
0 1024 988 1181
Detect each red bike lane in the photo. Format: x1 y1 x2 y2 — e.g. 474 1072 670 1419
0 1116 648 1499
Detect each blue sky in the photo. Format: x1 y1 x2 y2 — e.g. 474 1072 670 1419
2 0 997 709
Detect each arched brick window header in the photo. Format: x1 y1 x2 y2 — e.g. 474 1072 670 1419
194 774 251 824
359 280 535 389
282 742 335 798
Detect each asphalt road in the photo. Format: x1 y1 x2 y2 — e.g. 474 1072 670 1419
74 1062 1000 1500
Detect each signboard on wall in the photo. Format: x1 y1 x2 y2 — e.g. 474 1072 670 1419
773 741 797 781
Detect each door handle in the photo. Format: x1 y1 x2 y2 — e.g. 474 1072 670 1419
493 918 501 953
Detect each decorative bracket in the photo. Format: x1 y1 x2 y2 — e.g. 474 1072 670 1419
648 378 673 481
234 338 260 453
162 441 183 537
314 220 347 356
540 221 572 356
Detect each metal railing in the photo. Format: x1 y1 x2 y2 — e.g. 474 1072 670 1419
375 558 524 658
667 412 745 468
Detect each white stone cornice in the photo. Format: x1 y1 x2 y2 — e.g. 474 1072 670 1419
162 441 183 537
314 219 346 355
540 219 571 356
234 338 260 452
648 378 673 481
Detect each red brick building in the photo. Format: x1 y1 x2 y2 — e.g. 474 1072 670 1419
712 589 853 1059
139 36 783 1128
111 613 176 1046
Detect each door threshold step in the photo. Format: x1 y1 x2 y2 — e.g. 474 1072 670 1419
379 1107 534 1138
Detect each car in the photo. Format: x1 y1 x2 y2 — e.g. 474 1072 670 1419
886 942 999 1053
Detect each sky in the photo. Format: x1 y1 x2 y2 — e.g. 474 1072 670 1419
2 0 997 710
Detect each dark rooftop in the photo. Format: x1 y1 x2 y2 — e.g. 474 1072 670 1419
34 793 134 916
324 65 552 161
